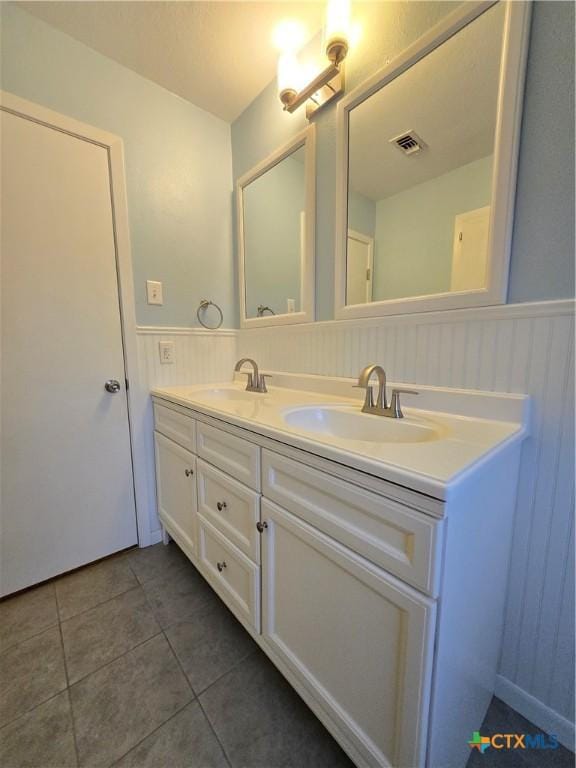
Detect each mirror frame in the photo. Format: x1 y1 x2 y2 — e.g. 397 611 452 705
237 125 316 328
334 0 532 320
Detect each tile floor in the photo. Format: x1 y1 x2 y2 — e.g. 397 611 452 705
0 541 572 768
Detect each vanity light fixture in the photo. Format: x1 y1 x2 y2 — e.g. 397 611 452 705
276 0 351 119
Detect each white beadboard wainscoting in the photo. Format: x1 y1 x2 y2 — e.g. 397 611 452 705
135 326 238 543
236 298 575 748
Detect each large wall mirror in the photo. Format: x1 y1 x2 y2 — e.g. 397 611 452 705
335 1 531 319
238 126 315 327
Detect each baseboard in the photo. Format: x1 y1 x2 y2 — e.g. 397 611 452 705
148 529 163 546
495 675 575 751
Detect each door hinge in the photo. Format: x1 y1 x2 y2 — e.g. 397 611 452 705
125 378 129 391
366 268 371 281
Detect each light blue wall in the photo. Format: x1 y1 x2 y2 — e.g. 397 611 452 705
243 153 304 317
508 0 575 302
1 4 235 328
231 1 575 320
373 155 493 300
349 191 376 239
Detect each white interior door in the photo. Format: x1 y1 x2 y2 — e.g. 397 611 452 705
1 108 138 596
346 229 374 305
450 205 491 291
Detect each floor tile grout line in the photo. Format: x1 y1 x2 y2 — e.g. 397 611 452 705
193 647 259 699
54 580 82 768
125 552 194 588
162 627 233 768
0 686 69 733
59 583 145 626
57 581 140 625
107 700 194 768
66 629 165 688
0 619 60 657
161 627 198 700
196 695 234 768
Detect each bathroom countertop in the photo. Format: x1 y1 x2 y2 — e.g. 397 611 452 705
151 372 529 501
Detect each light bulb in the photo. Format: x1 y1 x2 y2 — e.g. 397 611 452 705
277 52 300 104
326 0 351 42
273 19 307 53
325 0 351 59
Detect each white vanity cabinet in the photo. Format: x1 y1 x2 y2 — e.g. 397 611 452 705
260 499 436 768
152 394 523 768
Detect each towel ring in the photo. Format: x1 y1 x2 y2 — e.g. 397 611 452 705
197 299 223 330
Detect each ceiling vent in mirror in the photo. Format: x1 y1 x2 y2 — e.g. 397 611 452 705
389 131 427 156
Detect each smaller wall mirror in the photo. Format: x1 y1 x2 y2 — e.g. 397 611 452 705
335 1 531 319
238 126 315 327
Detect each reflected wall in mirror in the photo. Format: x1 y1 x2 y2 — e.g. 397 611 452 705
238 126 315 327
336 1 531 318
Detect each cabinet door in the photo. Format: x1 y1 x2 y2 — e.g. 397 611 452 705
261 500 435 768
154 431 197 556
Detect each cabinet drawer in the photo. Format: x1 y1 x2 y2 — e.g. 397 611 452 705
197 422 260 491
262 450 441 595
197 515 260 632
154 402 196 453
197 459 260 563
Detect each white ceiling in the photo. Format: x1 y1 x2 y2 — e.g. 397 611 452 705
18 1 325 122
349 2 504 201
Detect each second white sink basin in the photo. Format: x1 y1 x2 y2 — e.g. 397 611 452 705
282 406 444 444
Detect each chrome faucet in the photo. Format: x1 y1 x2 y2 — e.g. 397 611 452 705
356 364 418 418
234 358 271 393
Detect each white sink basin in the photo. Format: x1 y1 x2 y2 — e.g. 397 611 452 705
282 406 444 444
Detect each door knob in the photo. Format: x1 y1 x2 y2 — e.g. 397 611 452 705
104 379 121 393
217 561 227 572
216 501 227 511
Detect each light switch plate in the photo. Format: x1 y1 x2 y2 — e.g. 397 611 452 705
147 280 163 305
159 341 175 364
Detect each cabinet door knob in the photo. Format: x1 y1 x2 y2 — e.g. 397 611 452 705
256 521 268 533
216 560 227 572
185 469 193 477
216 501 227 511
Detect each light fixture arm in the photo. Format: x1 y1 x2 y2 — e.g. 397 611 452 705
281 59 342 113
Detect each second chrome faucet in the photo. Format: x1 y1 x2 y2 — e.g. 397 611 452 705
234 358 271 393
356 364 418 419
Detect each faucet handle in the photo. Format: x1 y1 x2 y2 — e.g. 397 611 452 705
389 388 419 419
257 374 272 393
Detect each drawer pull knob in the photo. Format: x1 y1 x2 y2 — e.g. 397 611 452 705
184 469 194 477
256 521 268 533
216 560 227 572
216 501 227 511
